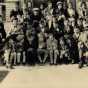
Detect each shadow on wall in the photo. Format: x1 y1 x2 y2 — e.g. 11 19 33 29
0 71 9 83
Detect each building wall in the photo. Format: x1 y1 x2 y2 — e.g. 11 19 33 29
5 0 23 21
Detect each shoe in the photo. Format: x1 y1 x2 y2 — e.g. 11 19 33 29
78 64 83 69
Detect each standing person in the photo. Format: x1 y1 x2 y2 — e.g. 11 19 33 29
39 3 45 17
67 2 75 18
23 8 32 30
28 1 33 14
4 38 15 69
79 2 88 19
68 1 78 19
47 33 59 65
63 0 69 18
31 8 41 32
27 1 33 24
55 1 65 31
44 1 54 30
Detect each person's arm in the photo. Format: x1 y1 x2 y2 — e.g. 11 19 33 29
78 42 84 58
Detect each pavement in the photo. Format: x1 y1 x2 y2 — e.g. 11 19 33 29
0 65 88 88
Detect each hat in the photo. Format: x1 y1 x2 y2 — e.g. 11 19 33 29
33 8 39 11
57 1 62 5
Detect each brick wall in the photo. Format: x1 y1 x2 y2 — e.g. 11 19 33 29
5 0 23 21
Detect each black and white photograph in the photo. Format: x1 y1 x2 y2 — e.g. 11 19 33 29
0 0 88 88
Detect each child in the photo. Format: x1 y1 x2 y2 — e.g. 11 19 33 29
4 38 15 69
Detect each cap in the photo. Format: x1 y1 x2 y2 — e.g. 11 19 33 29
33 8 39 11
57 1 62 5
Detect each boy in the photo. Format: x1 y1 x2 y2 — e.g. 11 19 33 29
47 33 59 65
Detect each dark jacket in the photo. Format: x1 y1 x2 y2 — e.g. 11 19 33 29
0 22 6 39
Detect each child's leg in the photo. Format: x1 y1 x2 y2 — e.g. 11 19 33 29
9 52 14 68
13 52 16 65
54 50 59 65
37 49 43 63
43 50 48 63
50 50 53 64
16 52 21 64
4 50 10 68
22 51 26 64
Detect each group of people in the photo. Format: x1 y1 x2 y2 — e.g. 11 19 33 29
0 0 88 69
